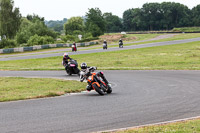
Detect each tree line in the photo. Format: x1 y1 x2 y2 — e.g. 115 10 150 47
1 0 200 49
123 2 200 31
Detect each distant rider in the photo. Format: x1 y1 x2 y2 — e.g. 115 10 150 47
119 39 123 45
62 53 72 69
72 42 77 52
103 40 107 45
80 62 110 91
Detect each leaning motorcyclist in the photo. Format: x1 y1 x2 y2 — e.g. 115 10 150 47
62 53 72 69
80 62 110 91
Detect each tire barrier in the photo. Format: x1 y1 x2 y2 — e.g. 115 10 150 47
0 42 98 54
3 48 14 53
24 47 33 51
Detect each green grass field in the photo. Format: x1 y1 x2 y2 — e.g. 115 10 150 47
114 119 200 133
0 77 86 102
1 41 200 70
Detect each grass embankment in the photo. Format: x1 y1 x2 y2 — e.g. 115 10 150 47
0 77 86 102
101 33 160 44
0 41 200 70
172 27 200 32
86 33 200 49
113 119 200 133
124 33 200 46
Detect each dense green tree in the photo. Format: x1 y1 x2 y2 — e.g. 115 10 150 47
122 2 192 31
86 8 106 37
103 12 122 32
0 0 21 39
64 16 84 35
16 17 57 44
123 9 134 31
27 14 44 23
192 5 200 26
142 3 163 30
45 18 67 33
169 2 191 27
123 8 147 31
15 18 32 44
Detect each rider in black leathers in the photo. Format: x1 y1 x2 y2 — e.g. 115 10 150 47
119 39 123 44
62 53 72 69
103 40 107 48
80 63 109 91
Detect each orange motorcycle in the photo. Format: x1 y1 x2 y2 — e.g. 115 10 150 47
81 71 112 95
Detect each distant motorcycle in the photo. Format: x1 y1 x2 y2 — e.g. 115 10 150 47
65 59 80 75
72 45 77 52
103 43 107 49
119 42 123 48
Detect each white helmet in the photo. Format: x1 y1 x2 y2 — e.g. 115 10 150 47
63 53 69 57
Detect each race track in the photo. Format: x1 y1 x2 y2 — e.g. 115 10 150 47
0 70 200 133
0 38 200 133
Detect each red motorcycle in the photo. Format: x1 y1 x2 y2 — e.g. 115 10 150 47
72 44 77 52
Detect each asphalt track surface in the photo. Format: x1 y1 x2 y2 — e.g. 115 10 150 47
1 38 200 133
0 70 200 133
1 37 200 61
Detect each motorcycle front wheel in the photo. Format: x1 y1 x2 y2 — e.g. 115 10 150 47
93 84 105 95
66 69 72 75
107 86 112 94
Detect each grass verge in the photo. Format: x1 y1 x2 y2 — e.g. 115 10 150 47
113 118 200 133
0 77 86 102
0 41 200 70
172 27 200 32
123 33 200 47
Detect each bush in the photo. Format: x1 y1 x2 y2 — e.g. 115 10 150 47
15 30 32 44
0 39 17 49
84 32 93 38
27 35 55 46
39 36 54 45
55 40 65 44
27 34 40 46
61 35 76 42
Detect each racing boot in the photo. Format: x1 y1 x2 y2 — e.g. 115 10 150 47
98 72 109 84
86 82 92 91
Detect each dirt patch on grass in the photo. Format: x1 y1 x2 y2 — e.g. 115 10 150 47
149 34 178 41
99 34 123 43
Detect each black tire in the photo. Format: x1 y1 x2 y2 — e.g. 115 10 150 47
66 70 72 75
68 72 72 75
107 86 112 94
93 84 105 95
